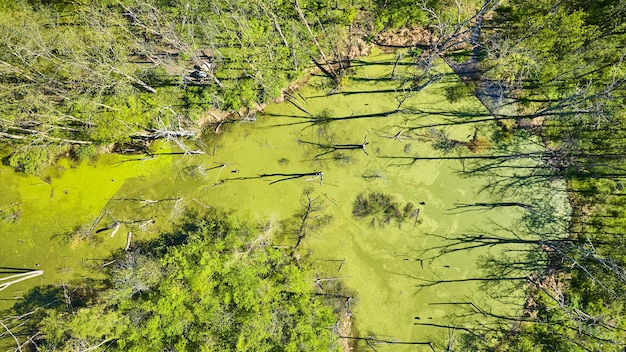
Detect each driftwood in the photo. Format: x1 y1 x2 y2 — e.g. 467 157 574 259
138 129 196 141
88 209 112 237
132 129 205 154
0 270 44 292
101 260 116 267
125 232 132 251
0 320 22 352
111 197 183 204
96 221 120 235
110 222 121 237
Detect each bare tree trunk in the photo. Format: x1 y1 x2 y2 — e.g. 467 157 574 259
125 232 133 251
293 0 336 77
260 4 289 49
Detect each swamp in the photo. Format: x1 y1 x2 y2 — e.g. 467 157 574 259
2 0 625 349
0 49 570 350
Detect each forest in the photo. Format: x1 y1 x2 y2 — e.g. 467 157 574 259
0 0 625 351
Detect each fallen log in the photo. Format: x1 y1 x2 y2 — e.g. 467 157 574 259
0 271 44 291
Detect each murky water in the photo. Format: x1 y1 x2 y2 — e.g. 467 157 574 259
0 49 569 350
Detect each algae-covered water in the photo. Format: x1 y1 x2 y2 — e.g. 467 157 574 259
0 49 570 350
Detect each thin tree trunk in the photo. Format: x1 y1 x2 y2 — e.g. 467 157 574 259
261 4 289 48
293 0 335 76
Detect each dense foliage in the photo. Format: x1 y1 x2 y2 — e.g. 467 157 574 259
2 0 626 350
30 210 340 351
475 0 626 350
373 0 486 29
353 0 626 349
0 0 360 172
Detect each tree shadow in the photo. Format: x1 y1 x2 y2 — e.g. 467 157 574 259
1 277 106 347
297 137 369 158
0 267 39 274
221 171 324 185
379 150 548 168
262 108 405 129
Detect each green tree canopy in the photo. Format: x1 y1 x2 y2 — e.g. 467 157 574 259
35 210 340 351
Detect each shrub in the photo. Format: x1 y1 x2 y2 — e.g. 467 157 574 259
353 191 418 227
5 147 52 174
468 135 492 153
444 82 474 103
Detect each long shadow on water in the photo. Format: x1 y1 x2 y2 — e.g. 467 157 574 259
0 267 39 274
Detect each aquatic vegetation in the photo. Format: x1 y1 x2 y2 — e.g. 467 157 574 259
352 191 418 227
467 135 492 153
332 152 354 166
0 203 21 224
444 81 474 103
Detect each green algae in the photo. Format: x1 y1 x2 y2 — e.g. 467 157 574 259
0 145 173 306
0 49 570 350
